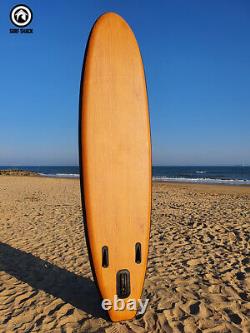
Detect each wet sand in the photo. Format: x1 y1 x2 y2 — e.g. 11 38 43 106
0 176 249 332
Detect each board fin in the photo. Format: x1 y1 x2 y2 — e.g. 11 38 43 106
116 269 131 298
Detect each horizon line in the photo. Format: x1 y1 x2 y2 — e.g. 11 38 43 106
0 164 249 168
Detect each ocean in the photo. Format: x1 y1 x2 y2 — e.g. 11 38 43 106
1 166 250 185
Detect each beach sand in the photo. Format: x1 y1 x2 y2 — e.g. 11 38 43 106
0 176 249 332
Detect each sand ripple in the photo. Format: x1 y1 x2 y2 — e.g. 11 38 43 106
0 177 249 332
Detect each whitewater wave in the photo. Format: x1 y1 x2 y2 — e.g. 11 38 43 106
153 176 250 185
39 173 250 185
39 173 80 178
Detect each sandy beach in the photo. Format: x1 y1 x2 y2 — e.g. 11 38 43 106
0 176 249 332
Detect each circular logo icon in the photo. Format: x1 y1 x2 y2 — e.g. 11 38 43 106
10 4 32 27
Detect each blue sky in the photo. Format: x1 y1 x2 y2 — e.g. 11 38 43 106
1 0 250 166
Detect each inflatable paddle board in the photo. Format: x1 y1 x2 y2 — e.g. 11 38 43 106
79 12 151 321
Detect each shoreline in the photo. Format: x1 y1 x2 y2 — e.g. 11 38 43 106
154 180 250 189
152 179 250 187
1 173 250 188
1 168 250 187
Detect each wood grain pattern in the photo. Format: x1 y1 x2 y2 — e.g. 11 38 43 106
80 12 151 321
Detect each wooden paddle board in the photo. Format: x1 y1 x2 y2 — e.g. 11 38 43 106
79 12 151 321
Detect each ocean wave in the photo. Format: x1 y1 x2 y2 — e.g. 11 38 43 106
39 173 80 178
56 173 79 178
39 173 250 184
153 176 250 185
195 170 206 174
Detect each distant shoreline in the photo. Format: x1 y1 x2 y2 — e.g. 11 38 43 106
0 169 40 177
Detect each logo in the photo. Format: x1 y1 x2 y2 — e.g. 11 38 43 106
10 4 32 27
9 4 33 33
101 295 149 315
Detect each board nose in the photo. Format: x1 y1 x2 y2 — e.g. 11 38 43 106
116 269 131 298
